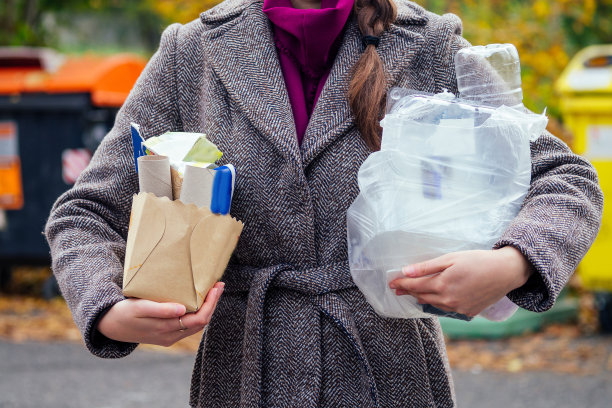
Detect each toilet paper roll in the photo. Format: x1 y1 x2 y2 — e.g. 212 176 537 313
137 155 173 199
180 165 215 208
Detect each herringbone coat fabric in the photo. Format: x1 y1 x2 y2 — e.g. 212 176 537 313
45 0 603 407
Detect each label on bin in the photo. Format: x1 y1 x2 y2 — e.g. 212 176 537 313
586 125 612 159
567 69 612 91
62 148 92 184
0 121 24 210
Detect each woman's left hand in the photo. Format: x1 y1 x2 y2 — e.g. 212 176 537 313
388 246 534 317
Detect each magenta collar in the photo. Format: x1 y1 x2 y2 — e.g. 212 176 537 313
263 0 354 75
263 0 354 143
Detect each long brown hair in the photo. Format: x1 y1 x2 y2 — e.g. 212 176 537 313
349 0 397 151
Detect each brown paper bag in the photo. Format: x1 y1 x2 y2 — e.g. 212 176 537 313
122 192 243 312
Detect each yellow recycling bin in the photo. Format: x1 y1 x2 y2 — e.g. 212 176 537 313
556 45 612 291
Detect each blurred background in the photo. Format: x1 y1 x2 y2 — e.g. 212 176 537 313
1 1 612 407
3 0 612 117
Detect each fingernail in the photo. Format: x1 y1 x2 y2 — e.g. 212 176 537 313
402 265 416 277
175 305 185 315
396 289 407 296
389 282 397 289
219 282 225 289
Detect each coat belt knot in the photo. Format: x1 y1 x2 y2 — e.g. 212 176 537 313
223 262 379 407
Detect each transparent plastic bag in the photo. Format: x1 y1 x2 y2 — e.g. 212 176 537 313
347 88 548 321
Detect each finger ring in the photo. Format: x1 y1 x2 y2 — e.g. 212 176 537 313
178 317 187 332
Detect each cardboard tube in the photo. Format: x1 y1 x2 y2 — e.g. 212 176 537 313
137 155 173 199
170 167 183 201
180 165 215 208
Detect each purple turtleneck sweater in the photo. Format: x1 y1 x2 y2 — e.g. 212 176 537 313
263 0 354 144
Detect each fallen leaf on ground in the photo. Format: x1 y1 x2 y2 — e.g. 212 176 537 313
1 294 611 374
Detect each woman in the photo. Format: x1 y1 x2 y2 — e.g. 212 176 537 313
45 0 603 406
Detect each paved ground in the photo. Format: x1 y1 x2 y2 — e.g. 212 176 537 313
453 370 612 408
0 341 193 408
1 340 611 408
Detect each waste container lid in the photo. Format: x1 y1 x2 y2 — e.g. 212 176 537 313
0 47 146 107
556 45 612 94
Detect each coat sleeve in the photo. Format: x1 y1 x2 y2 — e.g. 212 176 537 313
430 14 604 312
44 23 183 358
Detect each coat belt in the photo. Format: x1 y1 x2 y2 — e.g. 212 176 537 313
223 261 379 407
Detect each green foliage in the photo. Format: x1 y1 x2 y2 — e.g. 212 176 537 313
561 2 612 51
147 0 223 25
4 0 612 120
415 0 612 118
2 0 89 45
0 0 166 50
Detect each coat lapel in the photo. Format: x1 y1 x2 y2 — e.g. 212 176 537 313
200 1 300 164
300 14 427 167
200 0 428 168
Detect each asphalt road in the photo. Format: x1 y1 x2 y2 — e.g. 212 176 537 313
0 340 611 408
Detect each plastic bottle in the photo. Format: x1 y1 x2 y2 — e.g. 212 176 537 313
455 44 523 108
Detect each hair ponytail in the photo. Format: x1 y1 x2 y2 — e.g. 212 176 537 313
349 0 397 151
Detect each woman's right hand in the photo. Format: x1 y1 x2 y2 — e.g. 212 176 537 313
96 282 224 347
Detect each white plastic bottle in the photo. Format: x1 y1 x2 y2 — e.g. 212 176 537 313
455 43 523 108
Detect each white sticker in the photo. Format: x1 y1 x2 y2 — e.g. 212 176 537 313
62 148 92 184
585 125 612 159
567 68 612 91
0 121 18 158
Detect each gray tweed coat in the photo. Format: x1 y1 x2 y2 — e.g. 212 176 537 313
45 0 603 407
